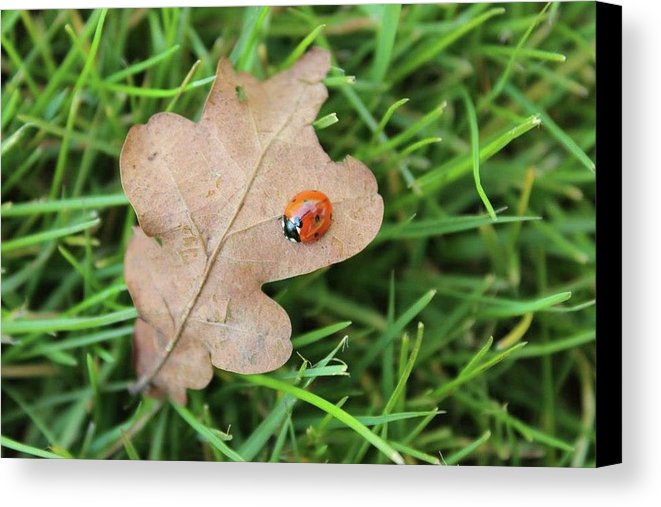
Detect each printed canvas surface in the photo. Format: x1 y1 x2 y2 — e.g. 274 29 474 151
1 2 601 466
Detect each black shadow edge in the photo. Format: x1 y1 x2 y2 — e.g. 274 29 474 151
596 0 622 468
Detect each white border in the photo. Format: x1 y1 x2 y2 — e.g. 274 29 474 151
2 0 660 505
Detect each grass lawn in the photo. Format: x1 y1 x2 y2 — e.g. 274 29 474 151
1 3 596 465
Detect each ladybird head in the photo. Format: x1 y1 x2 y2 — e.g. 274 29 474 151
281 215 302 243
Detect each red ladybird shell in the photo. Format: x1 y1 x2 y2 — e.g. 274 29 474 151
282 190 333 244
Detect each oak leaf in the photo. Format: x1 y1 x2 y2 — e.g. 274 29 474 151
120 48 384 403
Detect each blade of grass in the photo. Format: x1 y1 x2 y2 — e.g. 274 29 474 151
391 7 505 82
312 112 339 130
15 114 120 156
367 102 446 158
291 320 352 348
479 44 566 63
353 323 426 463
230 6 270 72
244 374 405 464
237 337 348 460
390 441 441 465
2 194 128 217
64 283 128 316
310 409 442 430
1 123 35 156
1 384 60 445
382 272 397 400
369 4 401 82
97 75 215 97
278 23 326 71
0 32 40 97
106 44 181 83
459 336 493 376
415 114 542 192
170 402 245 462
384 323 425 416
431 342 528 401
166 59 201 112
398 137 443 158
120 431 141 460
21 325 134 360
505 84 595 171
339 85 419 192
376 215 540 242
513 330 595 358
496 313 533 350
444 430 492 465
30 9 102 115
482 2 552 106
1 147 43 198
433 289 572 318
276 364 348 379
1 435 65 459
354 289 436 375
462 87 497 219
50 8 108 200
455 392 574 452
1 217 100 254
370 97 409 143
3 308 137 335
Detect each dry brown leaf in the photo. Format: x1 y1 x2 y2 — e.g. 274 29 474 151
120 48 383 404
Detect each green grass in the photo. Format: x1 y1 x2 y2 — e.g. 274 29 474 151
1 3 596 466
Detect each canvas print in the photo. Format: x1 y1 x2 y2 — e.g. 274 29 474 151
2 2 616 466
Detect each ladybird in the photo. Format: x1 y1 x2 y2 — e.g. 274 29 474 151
281 190 333 244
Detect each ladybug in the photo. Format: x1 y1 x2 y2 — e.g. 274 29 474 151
281 190 333 244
